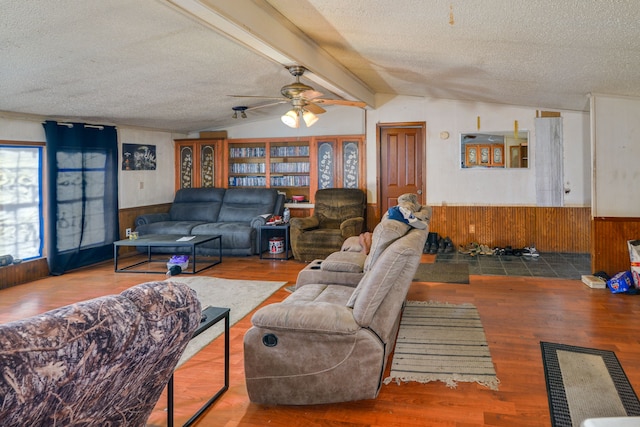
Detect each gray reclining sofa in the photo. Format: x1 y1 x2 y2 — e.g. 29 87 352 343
134 187 284 256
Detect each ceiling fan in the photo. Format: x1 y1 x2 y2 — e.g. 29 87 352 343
229 65 366 128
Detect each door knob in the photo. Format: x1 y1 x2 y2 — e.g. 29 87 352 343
417 189 423 195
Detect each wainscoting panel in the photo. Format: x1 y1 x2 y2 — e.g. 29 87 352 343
592 217 640 275
368 205 591 254
118 203 172 255
0 258 50 290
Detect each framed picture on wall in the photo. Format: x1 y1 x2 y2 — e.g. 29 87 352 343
122 143 157 170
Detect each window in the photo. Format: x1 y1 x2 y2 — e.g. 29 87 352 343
0 145 44 260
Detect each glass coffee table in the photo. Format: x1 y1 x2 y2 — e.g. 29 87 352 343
113 234 221 274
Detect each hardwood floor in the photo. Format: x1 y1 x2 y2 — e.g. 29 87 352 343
2 255 639 426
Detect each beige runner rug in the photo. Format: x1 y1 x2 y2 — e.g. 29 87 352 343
384 301 499 390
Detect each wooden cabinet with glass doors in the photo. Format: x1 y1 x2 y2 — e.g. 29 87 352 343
314 136 365 191
175 135 365 212
174 138 224 189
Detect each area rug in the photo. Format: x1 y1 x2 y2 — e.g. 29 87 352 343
541 342 640 427
412 263 470 284
384 301 499 390
170 276 286 367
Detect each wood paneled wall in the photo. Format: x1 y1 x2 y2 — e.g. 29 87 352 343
592 217 640 275
117 203 172 255
368 205 592 254
0 258 50 290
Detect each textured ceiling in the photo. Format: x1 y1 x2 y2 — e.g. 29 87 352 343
1 0 639 133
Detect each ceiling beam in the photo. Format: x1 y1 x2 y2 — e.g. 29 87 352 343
168 0 376 107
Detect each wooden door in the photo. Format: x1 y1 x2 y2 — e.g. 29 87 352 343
378 123 425 217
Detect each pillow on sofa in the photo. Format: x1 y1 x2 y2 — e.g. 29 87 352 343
321 251 367 273
363 219 410 272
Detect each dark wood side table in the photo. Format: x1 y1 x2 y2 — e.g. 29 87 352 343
259 223 292 260
168 306 230 427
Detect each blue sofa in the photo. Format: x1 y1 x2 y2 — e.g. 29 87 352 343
135 187 284 256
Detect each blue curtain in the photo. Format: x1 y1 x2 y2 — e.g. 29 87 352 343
43 121 119 275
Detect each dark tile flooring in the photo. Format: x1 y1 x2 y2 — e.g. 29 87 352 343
436 251 591 279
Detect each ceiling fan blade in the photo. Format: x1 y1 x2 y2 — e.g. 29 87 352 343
314 99 367 108
245 101 288 111
304 103 326 115
228 95 287 101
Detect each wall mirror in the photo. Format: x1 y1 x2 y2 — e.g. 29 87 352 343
460 131 529 169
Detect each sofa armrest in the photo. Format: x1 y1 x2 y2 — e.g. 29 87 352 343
251 215 269 228
340 217 364 238
135 213 170 227
290 216 319 231
252 302 359 334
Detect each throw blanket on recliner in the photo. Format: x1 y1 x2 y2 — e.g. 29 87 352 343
0 281 200 427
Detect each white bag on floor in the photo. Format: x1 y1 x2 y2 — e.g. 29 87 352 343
627 240 640 287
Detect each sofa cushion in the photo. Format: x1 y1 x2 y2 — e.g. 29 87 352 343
321 251 367 273
218 188 278 222
169 188 225 222
191 222 255 249
251 284 359 334
363 219 411 272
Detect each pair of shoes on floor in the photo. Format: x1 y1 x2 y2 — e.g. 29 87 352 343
478 244 493 255
424 234 455 254
522 245 540 257
459 242 480 256
424 232 440 254
438 236 455 253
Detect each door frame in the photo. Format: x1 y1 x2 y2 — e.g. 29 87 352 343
375 121 427 222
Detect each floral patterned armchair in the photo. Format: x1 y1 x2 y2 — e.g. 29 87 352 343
0 280 200 427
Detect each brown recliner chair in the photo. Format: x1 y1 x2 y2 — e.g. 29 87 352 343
290 188 366 262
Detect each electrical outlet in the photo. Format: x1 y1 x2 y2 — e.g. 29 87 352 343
469 224 475 234
125 228 132 237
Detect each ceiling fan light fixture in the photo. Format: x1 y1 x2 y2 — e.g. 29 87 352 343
281 109 300 128
302 109 318 127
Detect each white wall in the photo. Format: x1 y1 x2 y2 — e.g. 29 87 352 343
117 128 185 208
0 116 45 141
367 95 591 206
590 94 640 217
0 115 183 209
